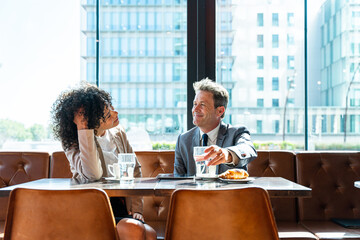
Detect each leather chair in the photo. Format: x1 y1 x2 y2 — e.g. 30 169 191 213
165 187 279 240
249 151 317 240
296 151 360 239
4 188 119 240
49 151 72 178
0 151 50 238
135 151 175 239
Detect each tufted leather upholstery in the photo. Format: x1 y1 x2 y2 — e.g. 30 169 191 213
135 151 175 240
297 152 360 239
48 150 174 239
248 151 297 221
249 151 317 240
50 151 73 178
297 152 360 221
165 187 279 240
0 152 50 220
4 188 119 240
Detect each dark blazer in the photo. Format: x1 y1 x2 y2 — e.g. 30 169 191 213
174 122 257 176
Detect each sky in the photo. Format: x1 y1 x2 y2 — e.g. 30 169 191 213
0 0 81 127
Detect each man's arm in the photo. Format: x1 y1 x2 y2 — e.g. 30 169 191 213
227 131 257 168
174 134 187 175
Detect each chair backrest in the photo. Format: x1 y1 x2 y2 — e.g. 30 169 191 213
49 151 72 178
165 187 279 240
296 151 360 221
4 188 119 240
248 150 297 221
135 150 175 238
0 151 50 221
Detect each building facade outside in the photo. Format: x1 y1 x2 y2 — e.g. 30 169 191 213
81 0 360 150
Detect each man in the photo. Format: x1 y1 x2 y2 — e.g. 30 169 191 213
174 78 257 176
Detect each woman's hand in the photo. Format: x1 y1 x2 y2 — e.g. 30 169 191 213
73 108 88 130
133 212 145 222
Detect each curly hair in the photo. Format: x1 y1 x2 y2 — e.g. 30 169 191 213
51 83 112 150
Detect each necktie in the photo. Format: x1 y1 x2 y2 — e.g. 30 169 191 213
202 133 208 146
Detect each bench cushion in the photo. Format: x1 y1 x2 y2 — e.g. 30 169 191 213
248 151 297 221
296 152 360 221
135 151 174 239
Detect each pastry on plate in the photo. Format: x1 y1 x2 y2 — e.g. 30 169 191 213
218 169 249 180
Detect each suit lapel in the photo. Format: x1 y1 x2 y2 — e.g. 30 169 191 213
216 122 228 147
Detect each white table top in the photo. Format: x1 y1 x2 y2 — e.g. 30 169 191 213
0 177 311 198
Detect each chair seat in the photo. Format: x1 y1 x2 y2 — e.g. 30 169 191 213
277 221 317 240
301 221 360 240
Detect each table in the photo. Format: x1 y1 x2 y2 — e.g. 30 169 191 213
355 181 360 188
0 177 311 198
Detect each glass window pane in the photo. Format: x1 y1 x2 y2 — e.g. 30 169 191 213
216 0 305 150
96 1 187 150
308 0 360 150
0 0 81 150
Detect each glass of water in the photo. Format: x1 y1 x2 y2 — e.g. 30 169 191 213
193 147 216 177
118 153 136 180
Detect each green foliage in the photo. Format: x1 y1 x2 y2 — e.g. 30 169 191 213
254 141 303 150
29 124 46 141
315 143 360 150
152 142 176 150
254 141 359 151
0 119 48 147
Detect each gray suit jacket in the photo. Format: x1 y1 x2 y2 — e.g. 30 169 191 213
174 122 257 176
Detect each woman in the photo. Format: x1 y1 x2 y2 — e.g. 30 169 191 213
51 83 156 240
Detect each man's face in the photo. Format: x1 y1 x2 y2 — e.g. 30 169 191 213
192 90 224 132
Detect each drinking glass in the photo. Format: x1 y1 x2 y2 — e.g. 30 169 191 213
193 147 216 177
118 153 136 180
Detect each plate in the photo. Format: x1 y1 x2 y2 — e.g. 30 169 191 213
218 177 255 183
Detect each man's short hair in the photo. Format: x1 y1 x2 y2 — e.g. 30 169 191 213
193 78 229 118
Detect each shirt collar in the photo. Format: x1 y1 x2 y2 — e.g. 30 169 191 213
199 123 220 144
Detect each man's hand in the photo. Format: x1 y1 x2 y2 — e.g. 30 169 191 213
204 145 232 166
73 108 88 130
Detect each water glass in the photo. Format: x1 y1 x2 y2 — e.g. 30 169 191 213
118 153 136 180
193 146 216 177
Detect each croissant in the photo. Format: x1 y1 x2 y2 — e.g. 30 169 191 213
218 169 249 179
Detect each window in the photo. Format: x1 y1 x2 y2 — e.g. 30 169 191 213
272 13 279 26
288 13 294 26
272 77 279 91
272 34 279 48
287 56 295 69
257 35 264 48
257 99 264 107
273 120 280 133
272 56 279 69
257 77 264 91
257 120 263 133
287 34 295 46
257 56 264 69
257 13 264 27
272 99 279 107
3 0 359 152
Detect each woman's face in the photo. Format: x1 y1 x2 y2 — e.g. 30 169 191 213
99 105 119 131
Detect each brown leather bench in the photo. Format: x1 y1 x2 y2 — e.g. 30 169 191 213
135 151 175 240
296 152 360 239
0 151 50 239
248 150 317 240
2 150 360 240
